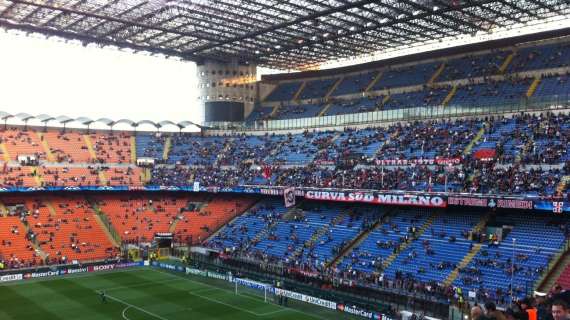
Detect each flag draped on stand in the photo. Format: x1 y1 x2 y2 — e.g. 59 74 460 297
284 187 296 208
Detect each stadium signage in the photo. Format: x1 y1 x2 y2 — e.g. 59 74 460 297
0 273 23 282
25 270 60 279
375 158 461 166
186 267 208 277
62 267 88 275
91 264 115 272
448 196 534 210
158 263 176 271
115 262 143 269
304 191 446 208
207 271 227 281
234 278 273 291
274 288 336 310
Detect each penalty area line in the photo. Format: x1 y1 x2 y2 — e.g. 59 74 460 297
96 291 169 320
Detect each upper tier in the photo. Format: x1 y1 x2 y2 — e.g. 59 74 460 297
249 37 570 123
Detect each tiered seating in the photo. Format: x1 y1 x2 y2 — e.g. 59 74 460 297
533 75 570 98
339 209 431 273
382 88 448 110
454 213 567 301
265 82 303 102
0 166 37 187
0 129 46 160
253 209 323 261
103 167 144 186
168 136 227 165
448 78 532 108
383 212 479 283
373 62 439 90
218 135 287 167
332 72 378 96
439 51 509 81
325 97 381 116
43 131 91 163
274 103 324 119
267 131 333 165
173 196 256 244
246 106 274 123
136 134 165 159
509 42 570 72
38 167 101 187
90 132 132 163
22 197 115 263
298 78 338 100
0 216 39 268
301 205 384 269
94 195 180 242
377 119 481 160
207 198 286 251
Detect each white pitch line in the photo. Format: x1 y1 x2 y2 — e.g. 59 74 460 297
188 290 285 317
104 293 169 320
122 307 131 320
153 268 329 320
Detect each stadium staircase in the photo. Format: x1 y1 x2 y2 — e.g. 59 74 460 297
526 76 542 98
378 94 391 109
168 217 180 233
441 210 490 285
36 133 55 162
0 200 7 217
130 136 137 163
516 135 534 164
317 102 333 117
537 240 570 292
557 176 570 194
0 143 10 162
141 168 152 184
270 105 281 118
428 63 446 85
20 219 49 260
443 243 482 286
325 77 344 99
204 199 261 243
162 136 172 161
32 166 43 187
327 208 395 268
381 212 437 270
281 201 305 220
499 51 515 73
89 201 122 247
82 135 97 161
98 170 108 186
292 81 306 101
471 211 492 239
46 202 57 216
291 212 346 259
463 125 487 155
442 84 458 107
365 71 383 93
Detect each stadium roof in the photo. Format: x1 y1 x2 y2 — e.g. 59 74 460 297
0 0 568 70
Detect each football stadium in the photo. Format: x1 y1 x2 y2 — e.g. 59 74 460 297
1 0 570 319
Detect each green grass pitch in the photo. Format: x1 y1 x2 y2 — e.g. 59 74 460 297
0 268 353 320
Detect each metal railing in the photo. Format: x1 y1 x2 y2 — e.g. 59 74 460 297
205 94 570 132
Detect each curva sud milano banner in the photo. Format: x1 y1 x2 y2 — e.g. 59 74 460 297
304 190 447 208
0 184 566 213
